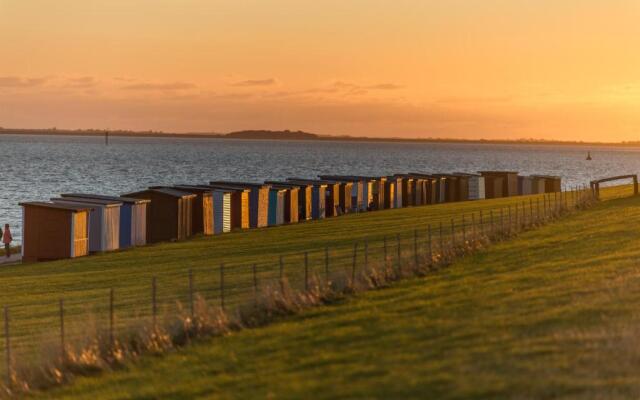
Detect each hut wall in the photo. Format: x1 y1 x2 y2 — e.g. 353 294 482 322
103 206 120 251
119 204 133 248
276 191 285 225
468 176 485 200
506 173 519 197
394 179 403 208
72 211 89 257
341 182 353 214
268 190 280 226
457 177 470 201
518 176 533 195
202 193 213 235
299 186 312 220
212 191 231 234
132 203 147 245
384 180 395 209
22 206 89 262
285 188 299 223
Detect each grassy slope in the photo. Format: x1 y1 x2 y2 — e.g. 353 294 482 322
3 189 583 358
44 193 640 399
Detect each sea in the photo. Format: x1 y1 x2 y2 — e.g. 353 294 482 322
1 134 637 243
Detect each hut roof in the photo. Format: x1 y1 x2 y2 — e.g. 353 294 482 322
478 170 519 175
264 181 303 188
55 196 123 207
286 178 329 187
209 181 270 189
200 184 250 193
20 201 93 212
60 193 150 204
125 188 196 199
530 174 561 179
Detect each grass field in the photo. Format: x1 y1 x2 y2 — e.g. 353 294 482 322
2 188 590 366
41 190 640 399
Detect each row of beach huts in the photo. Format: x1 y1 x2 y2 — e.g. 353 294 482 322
18 171 562 263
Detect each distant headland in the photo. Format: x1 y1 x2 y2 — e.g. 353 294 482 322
0 127 638 147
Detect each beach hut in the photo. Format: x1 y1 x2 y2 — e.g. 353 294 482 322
52 197 121 252
20 202 91 263
383 178 396 209
202 185 250 230
319 175 365 212
267 187 287 226
123 188 196 243
151 186 214 236
479 171 519 197
393 175 414 207
209 182 270 228
452 173 485 200
289 179 339 217
268 184 299 224
407 174 437 205
372 177 386 210
532 175 562 193
286 179 327 219
384 176 404 209
60 193 149 247
529 176 546 194
517 176 533 195
266 181 309 221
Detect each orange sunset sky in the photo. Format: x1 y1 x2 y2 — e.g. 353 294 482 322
1 0 639 141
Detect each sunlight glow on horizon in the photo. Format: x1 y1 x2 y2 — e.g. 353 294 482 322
0 0 639 141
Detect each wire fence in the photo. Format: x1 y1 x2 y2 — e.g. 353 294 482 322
1 186 600 392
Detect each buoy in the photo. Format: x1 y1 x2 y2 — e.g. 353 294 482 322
586 151 592 161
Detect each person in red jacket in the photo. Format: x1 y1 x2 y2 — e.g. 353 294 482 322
2 224 12 258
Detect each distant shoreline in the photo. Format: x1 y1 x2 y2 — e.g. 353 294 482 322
0 128 638 148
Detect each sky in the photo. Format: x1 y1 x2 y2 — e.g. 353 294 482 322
0 0 639 141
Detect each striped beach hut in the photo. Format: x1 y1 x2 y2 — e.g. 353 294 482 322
529 176 547 194
151 186 214 236
61 193 149 247
51 197 122 252
531 175 562 193
319 175 366 212
266 181 310 221
286 179 327 219
267 183 299 224
209 181 270 228
20 202 91 263
123 188 196 243
267 187 287 226
452 173 485 200
479 171 519 198
202 184 250 230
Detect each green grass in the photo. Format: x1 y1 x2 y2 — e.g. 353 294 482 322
0 188 602 370
41 191 640 399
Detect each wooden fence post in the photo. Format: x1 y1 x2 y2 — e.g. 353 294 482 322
109 288 114 348
279 256 284 293
304 252 309 291
413 229 419 269
325 247 330 283
219 263 225 310
383 236 388 267
428 224 433 265
490 210 494 237
479 210 484 236
515 204 519 231
364 239 369 271
508 206 512 234
188 269 194 319
151 277 157 331
4 306 10 386
471 213 476 242
450 218 455 248
252 264 258 306
439 222 444 256
59 299 65 360
396 234 402 276
500 208 504 234
462 215 466 243
352 242 359 284
529 199 533 225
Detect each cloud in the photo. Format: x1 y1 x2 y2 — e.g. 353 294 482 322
231 78 277 87
64 76 98 89
366 83 404 90
122 82 196 91
0 76 47 88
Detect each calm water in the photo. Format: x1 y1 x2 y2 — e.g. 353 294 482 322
1 134 638 243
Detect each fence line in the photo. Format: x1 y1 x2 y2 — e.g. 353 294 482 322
0 187 599 390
